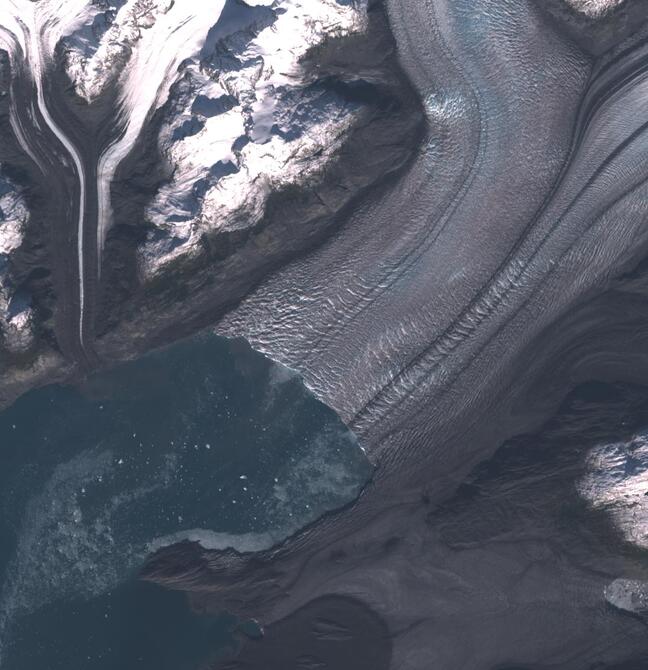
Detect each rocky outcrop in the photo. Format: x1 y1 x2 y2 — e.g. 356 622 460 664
0 0 423 399
0 170 33 354
579 432 648 550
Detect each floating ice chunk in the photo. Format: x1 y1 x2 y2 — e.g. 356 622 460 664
148 528 276 554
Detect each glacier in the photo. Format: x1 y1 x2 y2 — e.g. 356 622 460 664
1 0 648 668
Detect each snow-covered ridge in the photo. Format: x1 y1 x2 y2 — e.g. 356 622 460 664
0 170 34 354
0 0 368 344
57 0 368 276
140 0 369 275
91 0 230 276
65 0 175 103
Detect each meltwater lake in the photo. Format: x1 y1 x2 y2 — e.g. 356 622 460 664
0 335 371 669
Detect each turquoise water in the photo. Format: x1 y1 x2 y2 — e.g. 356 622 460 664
0 335 371 668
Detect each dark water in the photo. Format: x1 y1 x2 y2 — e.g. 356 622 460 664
7 583 237 670
0 335 372 669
